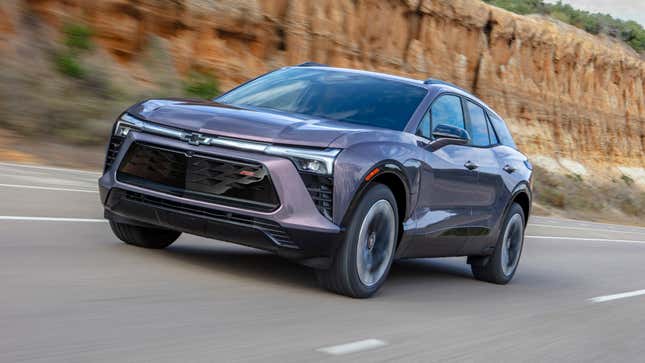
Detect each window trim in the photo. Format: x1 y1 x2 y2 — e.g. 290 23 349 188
413 90 517 150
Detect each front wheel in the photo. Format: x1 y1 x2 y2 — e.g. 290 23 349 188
316 183 398 298
470 203 525 284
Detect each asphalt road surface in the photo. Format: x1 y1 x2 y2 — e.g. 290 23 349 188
2 162 645 362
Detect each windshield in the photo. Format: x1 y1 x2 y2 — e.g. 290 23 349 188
216 68 427 131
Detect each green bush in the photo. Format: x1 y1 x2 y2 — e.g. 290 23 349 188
54 52 85 79
549 10 571 25
483 0 645 53
621 174 634 186
485 0 547 15
623 20 645 52
538 188 566 208
54 23 94 78
63 23 93 51
566 173 583 182
619 198 641 216
184 71 220 99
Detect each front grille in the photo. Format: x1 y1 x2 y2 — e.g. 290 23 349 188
104 135 124 172
300 172 333 220
124 190 295 248
117 143 280 212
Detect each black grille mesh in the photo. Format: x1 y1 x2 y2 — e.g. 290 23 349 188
117 143 280 211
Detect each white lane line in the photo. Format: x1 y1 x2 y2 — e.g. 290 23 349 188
531 217 634 228
316 339 388 355
0 216 106 223
529 223 645 236
0 183 97 193
526 235 645 244
0 162 100 175
589 289 645 303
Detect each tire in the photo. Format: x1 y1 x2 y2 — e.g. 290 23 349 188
109 220 181 249
316 183 399 298
470 203 525 284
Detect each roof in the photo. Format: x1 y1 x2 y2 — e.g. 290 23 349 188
423 78 468 92
292 63 424 87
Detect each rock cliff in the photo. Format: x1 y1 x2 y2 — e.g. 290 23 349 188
3 0 645 170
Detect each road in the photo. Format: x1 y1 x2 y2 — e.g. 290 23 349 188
1 162 645 362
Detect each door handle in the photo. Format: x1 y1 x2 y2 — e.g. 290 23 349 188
464 160 479 170
503 164 516 173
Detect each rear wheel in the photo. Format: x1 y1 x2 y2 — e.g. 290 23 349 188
470 203 525 284
316 184 398 298
109 221 181 249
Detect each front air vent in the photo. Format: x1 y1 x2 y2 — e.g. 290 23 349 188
299 172 333 220
104 135 124 172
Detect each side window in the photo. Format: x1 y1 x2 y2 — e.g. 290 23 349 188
465 101 490 147
487 112 517 148
487 116 499 145
416 111 431 139
430 95 465 133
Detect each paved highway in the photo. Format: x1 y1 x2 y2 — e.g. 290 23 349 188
1 162 645 362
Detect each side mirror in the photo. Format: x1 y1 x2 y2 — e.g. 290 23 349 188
428 124 470 151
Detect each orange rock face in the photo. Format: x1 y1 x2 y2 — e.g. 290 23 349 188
10 0 645 167
0 2 15 50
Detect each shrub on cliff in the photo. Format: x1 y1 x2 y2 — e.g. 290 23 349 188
63 23 93 51
184 70 220 99
54 52 86 79
54 23 94 79
533 165 645 221
484 0 645 54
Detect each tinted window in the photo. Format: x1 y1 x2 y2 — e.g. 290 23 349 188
216 68 427 131
430 95 465 132
487 117 499 145
466 101 490 146
416 111 431 139
487 112 516 148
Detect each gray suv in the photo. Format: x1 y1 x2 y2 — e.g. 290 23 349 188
99 64 532 298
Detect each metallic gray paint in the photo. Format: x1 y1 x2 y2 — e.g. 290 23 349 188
101 66 532 261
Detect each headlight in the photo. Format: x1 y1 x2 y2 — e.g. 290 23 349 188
114 114 184 140
265 146 340 176
114 114 144 137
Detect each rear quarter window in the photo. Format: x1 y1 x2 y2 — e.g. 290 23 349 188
465 101 490 147
487 112 516 148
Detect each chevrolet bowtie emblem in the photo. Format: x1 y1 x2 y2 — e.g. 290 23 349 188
182 132 209 146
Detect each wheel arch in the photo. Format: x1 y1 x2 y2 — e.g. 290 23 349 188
340 161 411 233
509 182 532 225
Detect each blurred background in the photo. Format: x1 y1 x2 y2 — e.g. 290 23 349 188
0 0 643 225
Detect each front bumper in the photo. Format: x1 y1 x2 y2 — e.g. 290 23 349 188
99 131 343 264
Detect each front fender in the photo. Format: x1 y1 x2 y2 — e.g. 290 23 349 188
332 141 423 226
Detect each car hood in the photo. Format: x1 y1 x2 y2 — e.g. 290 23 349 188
127 98 395 149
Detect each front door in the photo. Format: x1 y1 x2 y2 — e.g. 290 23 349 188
404 94 484 257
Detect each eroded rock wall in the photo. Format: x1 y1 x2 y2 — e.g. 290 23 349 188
5 0 645 168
